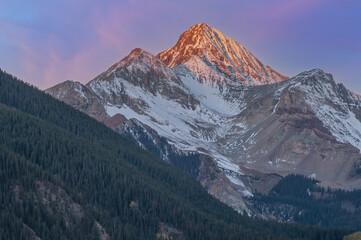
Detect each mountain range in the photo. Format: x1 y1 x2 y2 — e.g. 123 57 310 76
1 67 349 239
46 23 361 216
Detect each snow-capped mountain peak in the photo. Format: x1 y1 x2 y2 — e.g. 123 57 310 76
157 23 288 85
92 48 178 82
288 69 361 153
46 25 361 214
86 48 200 113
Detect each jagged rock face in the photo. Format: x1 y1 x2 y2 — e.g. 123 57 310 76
231 70 361 189
46 24 361 214
13 181 109 239
157 23 288 85
45 80 107 121
88 48 199 111
352 92 361 103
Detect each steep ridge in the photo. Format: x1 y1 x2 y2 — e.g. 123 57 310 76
352 92 361 102
88 48 199 111
228 69 361 190
45 80 107 121
157 23 288 85
89 48 198 108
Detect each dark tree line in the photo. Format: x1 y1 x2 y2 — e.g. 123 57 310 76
253 174 361 231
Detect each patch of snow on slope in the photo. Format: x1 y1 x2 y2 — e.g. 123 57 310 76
224 172 253 197
91 65 256 196
101 76 244 151
182 56 233 86
73 83 88 101
175 65 241 116
272 85 287 114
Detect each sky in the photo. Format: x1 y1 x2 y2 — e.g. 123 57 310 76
0 0 360 93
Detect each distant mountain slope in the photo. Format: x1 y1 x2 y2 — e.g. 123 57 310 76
45 80 107 121
250 174 361 230
2 69 350 239
229 69 361 190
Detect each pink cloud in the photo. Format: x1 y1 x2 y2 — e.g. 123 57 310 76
91 3 133 51
6 32 115 89
0 2 137 89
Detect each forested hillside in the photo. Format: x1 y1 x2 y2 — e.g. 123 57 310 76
0 69 349 239
251 174 361 230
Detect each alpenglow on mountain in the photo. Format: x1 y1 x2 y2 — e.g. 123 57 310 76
46 23 361 215
157 23 288 85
